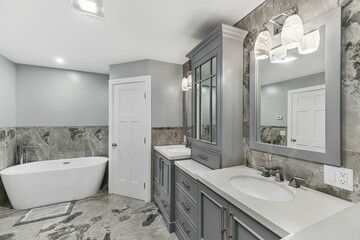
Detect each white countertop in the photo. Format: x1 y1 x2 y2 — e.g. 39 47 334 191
282 203 360 240
153 145 191 160
175 160 212 179
196 166 353 238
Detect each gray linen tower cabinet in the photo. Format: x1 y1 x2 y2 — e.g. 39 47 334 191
172 24 249 240
187 24 247 170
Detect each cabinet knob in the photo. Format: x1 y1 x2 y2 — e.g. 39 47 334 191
112 143 118 147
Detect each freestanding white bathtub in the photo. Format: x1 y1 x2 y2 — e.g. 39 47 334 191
0 157 108 209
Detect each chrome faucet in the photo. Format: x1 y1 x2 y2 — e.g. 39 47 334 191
185 136 192 149
16 145 36 164
270 166 284 182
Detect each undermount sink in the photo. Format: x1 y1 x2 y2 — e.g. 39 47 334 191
230 176 295 202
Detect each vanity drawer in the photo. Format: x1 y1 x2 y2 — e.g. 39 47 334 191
175 185 197 227
192 147 220 169
175 204 197 240
175 167 197 203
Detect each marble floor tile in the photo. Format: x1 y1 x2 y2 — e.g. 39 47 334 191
0 190 177 240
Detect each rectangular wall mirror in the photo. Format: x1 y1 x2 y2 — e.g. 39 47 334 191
250 7 341 166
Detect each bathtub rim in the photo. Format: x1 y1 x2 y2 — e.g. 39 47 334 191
0 156 108 176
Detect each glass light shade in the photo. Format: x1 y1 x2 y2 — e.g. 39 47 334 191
182 78 189 91
270 46 287 63
281 14 304 50
255 30 272 60
298 30 320 54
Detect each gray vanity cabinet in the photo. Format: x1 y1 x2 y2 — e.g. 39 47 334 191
198 182 228 240
186 24 248 170
153 151 176 232
228 205 281 240
198 182 281 240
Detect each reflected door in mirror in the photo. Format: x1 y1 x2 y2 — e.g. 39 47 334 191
256 27 326 153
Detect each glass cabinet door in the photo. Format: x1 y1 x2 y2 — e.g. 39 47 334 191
194 56 217 144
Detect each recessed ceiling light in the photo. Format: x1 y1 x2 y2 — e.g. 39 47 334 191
55 58 65 64
79 0 97 13
71 0 104 18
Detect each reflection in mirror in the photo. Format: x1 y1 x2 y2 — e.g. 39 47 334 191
194 57 217 144
257 27 325 153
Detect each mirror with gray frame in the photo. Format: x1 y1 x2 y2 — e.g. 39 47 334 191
250 7 341 166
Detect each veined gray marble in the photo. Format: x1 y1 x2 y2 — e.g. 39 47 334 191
151 127 183 147
260 126 287 146
16 126 108 162
0 190 177 240
0 127 16 205
234 0 360 202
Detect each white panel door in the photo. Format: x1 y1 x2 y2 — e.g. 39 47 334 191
109 76 151 201
288 85 325 153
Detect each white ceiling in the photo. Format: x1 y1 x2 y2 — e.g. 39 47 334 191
0 0 264 74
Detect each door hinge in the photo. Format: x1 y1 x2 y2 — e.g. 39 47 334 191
144 137 146 144
144 93 147 99
144 183 146 189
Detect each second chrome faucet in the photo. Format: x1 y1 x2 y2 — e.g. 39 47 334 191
259 165 284 182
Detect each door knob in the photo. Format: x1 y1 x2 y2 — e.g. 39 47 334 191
112 143 118 147
291 139 297 142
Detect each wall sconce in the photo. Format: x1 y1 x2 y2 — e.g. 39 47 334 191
255 29 272 60
281 14 304 49
182 75 192 91
254 8 318 64
298 29 320 54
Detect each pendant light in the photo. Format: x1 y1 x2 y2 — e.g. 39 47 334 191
255 29 272 60
281 14 304 50
270 46 287 63
298 29 320 54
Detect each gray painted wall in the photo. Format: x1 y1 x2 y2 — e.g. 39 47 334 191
0 55 16 127
260 72 325 126
110 59 183 128
16 65 109 127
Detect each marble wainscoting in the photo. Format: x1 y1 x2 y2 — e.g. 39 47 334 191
16 126 108 162
234 0 360 202
0 128 16 205
260 126 287 146
151 127 183 147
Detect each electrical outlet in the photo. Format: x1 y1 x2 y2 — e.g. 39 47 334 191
324 165 353 191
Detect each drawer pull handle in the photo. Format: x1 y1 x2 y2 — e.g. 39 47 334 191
181 202 191 212
181 222 191 234
198 154 208 161
182 181 191 190
161 200 168 208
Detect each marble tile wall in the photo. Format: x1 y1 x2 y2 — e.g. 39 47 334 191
0 128 16 205
233 0 360 202
16 126 109 162
260 126 287 146
152 127 183 147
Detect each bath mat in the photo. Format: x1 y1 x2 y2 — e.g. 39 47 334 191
14 201 75 226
